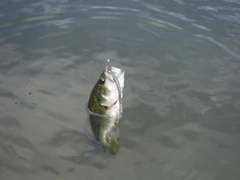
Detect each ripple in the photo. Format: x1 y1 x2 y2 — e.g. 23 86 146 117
158 135 181 149
90 16 121 20
208 86 235 107
192 23 210 31
44 17 76 28
212 13 240 25
165 83 189 92
223 0 240 4
142 3 195 22
88 6 141 12
39 31 69 39
138 23 174 38
0 115 21 128
198 6 218 12
138 15 183 30
23 15 56 22
193 34 240 59
0 44 23 71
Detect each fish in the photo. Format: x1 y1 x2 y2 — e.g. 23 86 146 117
87 62 124 154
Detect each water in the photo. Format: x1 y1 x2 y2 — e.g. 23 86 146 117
0 0 240 179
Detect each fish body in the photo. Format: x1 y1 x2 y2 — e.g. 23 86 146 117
87 65 124 154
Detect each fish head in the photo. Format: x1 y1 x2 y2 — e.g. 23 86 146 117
97 65 124 109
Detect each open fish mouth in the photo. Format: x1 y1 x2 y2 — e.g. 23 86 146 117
105 65 124 80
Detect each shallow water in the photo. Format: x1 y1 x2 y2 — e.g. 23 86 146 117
1 0 240 179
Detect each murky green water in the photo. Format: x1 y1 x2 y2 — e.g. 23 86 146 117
1 0 240 179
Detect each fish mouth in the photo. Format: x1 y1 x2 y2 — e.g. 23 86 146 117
104 66 125 82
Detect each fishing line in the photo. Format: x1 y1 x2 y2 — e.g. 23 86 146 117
107 0 111 51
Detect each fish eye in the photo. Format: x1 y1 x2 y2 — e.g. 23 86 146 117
99 77 105 84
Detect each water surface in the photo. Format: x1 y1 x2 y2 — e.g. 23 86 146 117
0 0 240 179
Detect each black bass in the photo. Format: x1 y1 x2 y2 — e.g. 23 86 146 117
87 62 124 154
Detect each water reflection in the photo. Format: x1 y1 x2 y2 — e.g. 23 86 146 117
47 128 109 168
0 115 59 175
0 44 23 71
